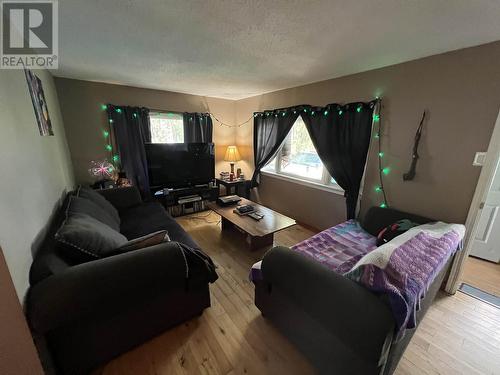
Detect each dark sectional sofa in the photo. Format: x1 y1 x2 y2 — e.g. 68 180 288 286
26 186 217 375
254 207 455 375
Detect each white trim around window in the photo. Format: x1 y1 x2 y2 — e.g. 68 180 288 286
260 114 347 196
260 169 345 196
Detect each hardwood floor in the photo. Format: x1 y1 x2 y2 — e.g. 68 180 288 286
97 212 500 375
461 256 500 297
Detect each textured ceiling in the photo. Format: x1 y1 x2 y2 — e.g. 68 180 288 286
55 0 500 99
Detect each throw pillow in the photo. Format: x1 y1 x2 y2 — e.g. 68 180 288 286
68 195 120 231
117 230 170 253
55 212 128 263
376 219 419 246
78 186 120 224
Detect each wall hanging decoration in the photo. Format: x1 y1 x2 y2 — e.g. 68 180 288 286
25 69 53 136
403 111 426 181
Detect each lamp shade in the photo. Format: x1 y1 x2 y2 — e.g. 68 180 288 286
224 146 241 162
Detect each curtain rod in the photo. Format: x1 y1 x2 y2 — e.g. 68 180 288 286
252 98 381 113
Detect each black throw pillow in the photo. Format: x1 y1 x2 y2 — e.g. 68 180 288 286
78 186 120 224
376 219 419 246
68 195 120 231
55 213 128 264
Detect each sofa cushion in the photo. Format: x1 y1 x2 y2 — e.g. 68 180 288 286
78 186 120 225
118 230 170 252
119 202 199 249
68 195 120 231
55 213 128 263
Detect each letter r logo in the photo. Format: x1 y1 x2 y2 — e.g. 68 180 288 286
2 1 55 54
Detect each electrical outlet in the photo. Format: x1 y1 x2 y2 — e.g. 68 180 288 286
473 152 487 166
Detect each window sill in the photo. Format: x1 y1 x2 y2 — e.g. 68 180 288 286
260 170 345 196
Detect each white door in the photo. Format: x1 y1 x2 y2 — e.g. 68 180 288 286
471 155 500 262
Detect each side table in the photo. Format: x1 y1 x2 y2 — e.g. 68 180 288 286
215 178 250 198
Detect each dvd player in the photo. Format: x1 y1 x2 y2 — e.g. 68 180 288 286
178 195 202 205
216 195 241 206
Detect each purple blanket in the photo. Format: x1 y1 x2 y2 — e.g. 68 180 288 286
344 222 465 339
250 220 377 281
290 219 377 273
250 219 464 339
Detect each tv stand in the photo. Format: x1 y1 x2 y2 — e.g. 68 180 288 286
153 184 219 217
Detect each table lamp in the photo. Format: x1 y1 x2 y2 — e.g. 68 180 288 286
224 145 241 175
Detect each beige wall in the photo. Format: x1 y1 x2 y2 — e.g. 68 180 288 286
235 41 500 229
53 41 500 231
0 70 74 298
55 78 236 185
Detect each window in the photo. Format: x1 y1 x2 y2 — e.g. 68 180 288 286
262 116 342 190
149 112 184 143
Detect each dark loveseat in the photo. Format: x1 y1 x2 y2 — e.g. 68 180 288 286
254 207 455 375
26 187 217 375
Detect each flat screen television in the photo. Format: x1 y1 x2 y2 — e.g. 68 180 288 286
145 143 215 189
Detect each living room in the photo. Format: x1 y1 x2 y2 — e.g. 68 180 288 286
1 1 500 374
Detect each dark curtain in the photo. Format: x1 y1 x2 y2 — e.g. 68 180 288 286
302 101 375 219
251 111 300 187
183 113 213 142
108 105 151 197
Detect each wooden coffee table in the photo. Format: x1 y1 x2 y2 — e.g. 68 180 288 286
207 198 296 250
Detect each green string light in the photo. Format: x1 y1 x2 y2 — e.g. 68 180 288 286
115 108 122 114
112 154 119 163
311 110 315 115
282 112 286 117
303 108 307 113
338 110 343 116
101 104 107 111
133 113 138 118
324 110 328 116
357 106 362 113
373 99 387 208
105 144 112 151
108 118 113 124
103 130 109 138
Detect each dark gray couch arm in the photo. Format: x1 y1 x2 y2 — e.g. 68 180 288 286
97 186 142 210
261 246 395 364
28 241 188 334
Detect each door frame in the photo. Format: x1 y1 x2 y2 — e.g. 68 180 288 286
445 107 500 293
